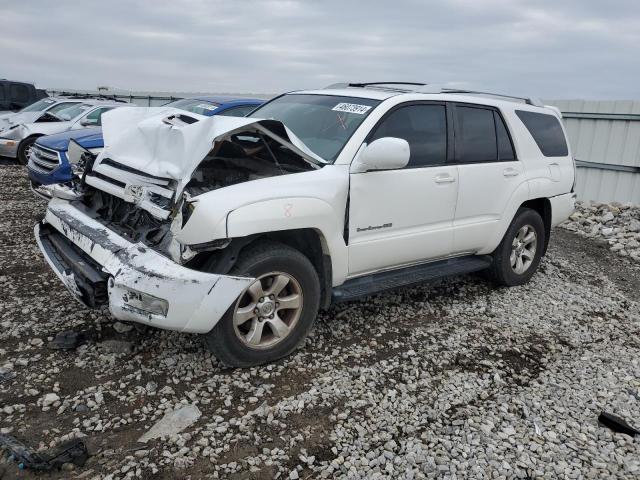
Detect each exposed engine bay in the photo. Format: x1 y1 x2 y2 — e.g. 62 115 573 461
185 130 314 196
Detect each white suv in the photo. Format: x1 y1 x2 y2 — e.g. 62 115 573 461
35 83 576 367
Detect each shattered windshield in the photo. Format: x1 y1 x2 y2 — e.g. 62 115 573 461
249 94 380 162
165 98 220 116
20 98 56 113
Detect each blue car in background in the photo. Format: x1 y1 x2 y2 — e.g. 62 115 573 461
28 96 264 195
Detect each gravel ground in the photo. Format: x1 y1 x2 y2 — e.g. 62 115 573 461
1 164 639 479
561 201 640 262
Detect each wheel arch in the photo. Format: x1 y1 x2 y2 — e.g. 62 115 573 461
198 228 334 309
18 134 44 162
520 197 552 254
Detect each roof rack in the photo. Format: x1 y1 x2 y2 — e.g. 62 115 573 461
324 82 543 107
434 88 543 107
324 82 425 93
55 92 128 103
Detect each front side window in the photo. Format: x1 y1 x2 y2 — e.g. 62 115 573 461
370 104 447 168
249 94 381 162
516 110 568 157
455 106 497 163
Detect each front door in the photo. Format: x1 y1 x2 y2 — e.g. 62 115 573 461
347 102 458 276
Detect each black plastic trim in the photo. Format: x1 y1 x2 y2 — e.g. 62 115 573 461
332 255 492 303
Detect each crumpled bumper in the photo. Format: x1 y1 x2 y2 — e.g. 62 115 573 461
35 198 254 333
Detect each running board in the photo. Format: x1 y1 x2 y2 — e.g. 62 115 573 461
332 255 492 303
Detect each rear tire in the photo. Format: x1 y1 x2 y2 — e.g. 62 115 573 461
204 240 321 367
17 136 37 165
487 208 545 286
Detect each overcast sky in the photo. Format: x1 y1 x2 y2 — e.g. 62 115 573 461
3 0 639 99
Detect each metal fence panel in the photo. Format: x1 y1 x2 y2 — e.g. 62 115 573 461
547 100 640 204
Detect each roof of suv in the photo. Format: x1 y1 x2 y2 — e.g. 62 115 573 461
293 82 547 111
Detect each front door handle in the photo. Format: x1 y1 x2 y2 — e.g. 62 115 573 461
434 173 456 184
503 167 519 177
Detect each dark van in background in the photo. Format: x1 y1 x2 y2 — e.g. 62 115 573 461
0 79 48 112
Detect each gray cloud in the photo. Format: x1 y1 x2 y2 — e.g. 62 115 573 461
2 0 639 98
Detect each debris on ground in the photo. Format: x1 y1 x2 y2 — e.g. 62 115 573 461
598 411 640 437
0 434 89 471
49 330 86 350
138 405 202 443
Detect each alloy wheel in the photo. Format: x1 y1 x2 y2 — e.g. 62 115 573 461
232 272 303 349
510 225 537 274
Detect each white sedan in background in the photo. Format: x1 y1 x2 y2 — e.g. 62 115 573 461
0 98 129 164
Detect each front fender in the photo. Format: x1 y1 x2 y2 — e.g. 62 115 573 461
226 197 348 285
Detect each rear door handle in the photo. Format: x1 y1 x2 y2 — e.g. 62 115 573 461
434 173 455 184
503 168 519 177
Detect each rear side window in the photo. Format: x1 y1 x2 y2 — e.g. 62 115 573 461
515 110 568 157
370 104 447 168
455 106 497 163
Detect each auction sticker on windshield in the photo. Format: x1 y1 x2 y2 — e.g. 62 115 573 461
332 103 372 114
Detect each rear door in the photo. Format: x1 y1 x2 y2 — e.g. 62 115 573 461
348 102 458 275
451 103 525 254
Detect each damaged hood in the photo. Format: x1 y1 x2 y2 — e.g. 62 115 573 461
0 111 45 132
97 106 325 184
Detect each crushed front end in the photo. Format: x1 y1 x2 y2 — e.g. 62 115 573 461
34 111 320 333
36 197 253 333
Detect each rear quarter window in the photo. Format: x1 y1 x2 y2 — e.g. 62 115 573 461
515 110 568 157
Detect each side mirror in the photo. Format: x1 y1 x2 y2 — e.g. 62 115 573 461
80 119 97 127
351 137 410 173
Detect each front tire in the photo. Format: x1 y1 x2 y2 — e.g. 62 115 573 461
204 240 321 367
17 137 37 165
487 208 545 286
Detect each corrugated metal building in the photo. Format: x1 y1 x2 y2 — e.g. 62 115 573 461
547 100 640 204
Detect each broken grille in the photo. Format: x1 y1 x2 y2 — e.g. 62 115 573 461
85 157 175 220
28 144 61 174
85 188 171 246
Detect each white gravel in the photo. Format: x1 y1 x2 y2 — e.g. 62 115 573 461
561 200 640 262
1 165 639 479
